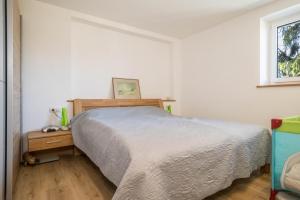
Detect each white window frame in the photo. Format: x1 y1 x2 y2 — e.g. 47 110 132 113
270 14 300 83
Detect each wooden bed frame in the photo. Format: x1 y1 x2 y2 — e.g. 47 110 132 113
69 99 164 116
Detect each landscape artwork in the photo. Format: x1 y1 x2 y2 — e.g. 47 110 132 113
112 78 141 99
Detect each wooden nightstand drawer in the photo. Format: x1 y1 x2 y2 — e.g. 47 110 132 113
28 132 73 152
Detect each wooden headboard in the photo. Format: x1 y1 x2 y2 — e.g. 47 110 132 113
69 99 164 116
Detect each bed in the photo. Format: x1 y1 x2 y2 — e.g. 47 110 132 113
70 99 271 200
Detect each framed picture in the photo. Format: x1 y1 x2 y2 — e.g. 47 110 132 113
112 78 141 99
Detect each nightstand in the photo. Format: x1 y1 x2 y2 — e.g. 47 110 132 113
28 130 73 152
25 130 74 164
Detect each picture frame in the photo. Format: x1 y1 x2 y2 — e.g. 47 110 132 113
112 78 141 99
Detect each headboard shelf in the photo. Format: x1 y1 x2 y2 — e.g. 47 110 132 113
69 99 164 116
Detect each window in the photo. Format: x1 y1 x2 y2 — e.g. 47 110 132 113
260 6 300 86
272 18 300 82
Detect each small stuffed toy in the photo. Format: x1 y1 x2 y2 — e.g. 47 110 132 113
23 152 40 166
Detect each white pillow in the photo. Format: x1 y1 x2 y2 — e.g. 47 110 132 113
284 163 300 194
286 163 300 181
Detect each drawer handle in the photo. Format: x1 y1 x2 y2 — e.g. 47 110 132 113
45 140 62 144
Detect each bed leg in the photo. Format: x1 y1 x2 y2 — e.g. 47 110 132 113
261 164 270 174
269 189 278 200
73 146 83 156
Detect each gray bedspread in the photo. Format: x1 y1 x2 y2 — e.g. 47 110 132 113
71 106 271 200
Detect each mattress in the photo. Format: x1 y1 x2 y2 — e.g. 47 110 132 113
71 106 271 200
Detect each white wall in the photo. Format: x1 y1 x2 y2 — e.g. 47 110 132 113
22 0 300 151
70 19 172 99
182 0 300 127
21 0 181 149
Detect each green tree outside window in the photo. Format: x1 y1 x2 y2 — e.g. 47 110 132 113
277 21 300 78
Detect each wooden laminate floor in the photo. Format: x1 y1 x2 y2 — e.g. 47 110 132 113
13 155 271 200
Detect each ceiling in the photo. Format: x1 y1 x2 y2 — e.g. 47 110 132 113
37 0 277 38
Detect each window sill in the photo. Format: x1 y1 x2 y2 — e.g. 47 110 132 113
257 82 300 88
